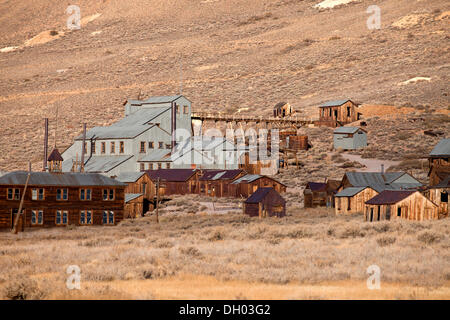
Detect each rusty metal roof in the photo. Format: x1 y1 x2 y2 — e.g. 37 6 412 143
244 187 274 203
429 139 450 158
0 171 126 187
199 169 243 181
365 190 417 205
146 169 197 182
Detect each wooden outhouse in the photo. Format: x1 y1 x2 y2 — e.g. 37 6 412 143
333 127 367 150
0 171 126 229
335 186 378 215
364 190 439 222
230 174 286 198
317 99 361 127
243 187 286 218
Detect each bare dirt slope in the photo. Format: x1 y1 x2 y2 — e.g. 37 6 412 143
0 0 449 171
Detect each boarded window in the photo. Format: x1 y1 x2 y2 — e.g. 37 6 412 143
119 141 124 153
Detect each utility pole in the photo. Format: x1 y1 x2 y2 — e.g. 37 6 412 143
12 162 31 234
155 177 160 224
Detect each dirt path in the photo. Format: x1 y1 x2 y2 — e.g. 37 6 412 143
341 153 400 172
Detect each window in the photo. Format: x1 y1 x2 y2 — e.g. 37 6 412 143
441 192 448 203
103 211 114 225
166 163 171 169
7 188 20 200
148 141 154 149
148 163 154 170
110 142 115 154
397 207 401 217
157 163 162 169
91 142 96 154
142 183 147 195
176 105 180 114
329 108 332 117
119 141 124 154
56 188 68 200
347 197 351 211
31 210 43 225
80 189 92 200
31 188 45 200
166 144 171 149
140 163 145 172
377 206 381 221
140 141 146 153
101 142 106 154
103 189 115 201
158 142 163 149
347 106 351 117
56 210 68 225
183 105 189 114
80 210 93 225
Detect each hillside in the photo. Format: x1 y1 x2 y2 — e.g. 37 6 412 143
0 0 449 171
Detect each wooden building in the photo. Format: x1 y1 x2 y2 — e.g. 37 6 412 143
230 174 286 198
124 193 144 218
303 182 327 208
333 127 367 150
198 169 244 197
364 190 439 222
335 186 378 215
425 176 449 217
326 179 341 208
243 187 286 218
116 171 153 215
146 169 200 197
317 99 361 127
0 171 126 229
273 102 293 118
428 138 450 186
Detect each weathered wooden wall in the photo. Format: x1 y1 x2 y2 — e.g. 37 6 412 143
335 188 378 215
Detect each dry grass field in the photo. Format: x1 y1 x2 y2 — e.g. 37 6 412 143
0 204 449 300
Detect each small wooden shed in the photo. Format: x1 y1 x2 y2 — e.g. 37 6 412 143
335 186 378 215
317 99 361 127
273 102 293 118
303 182 327 208
243 187 286 218
364 190 439 222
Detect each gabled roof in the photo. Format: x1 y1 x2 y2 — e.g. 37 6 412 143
199 169 243 181
125 193 143 203
319 99 355 108
429 139 450 158
244 187 275 203
326 179 341 192
75 124 155 140
344 171 422 192
274 102 288 109
116 172 146 183
335 186 368 197
231 174 263 184
333 126 366 134
305 182 327 191
146 169 197 182
48 148 64 161
0 171 126 187
365 190 417 205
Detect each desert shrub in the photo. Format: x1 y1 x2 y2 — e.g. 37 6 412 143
286 228 311 239
209 230 225 241
376 236 396 247
156 240 174 248
340 227 365 239
141 266 175 279
2 277 46 300
49 30 58 36
179 246 202 257
417 232 441 245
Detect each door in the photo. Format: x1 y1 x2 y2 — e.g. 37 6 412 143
11 209 24 231
370 208 373 222
334 110 338 119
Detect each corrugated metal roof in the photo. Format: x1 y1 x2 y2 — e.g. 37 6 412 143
365 190 416 205
231 174 263 184
63 155 133 173
244 187 273 203
125 193 143 203
146 169 196 182
0 171 126 187
116 172 145 183
305 182 327 191
333 126 362 134
319 99 352 107
112 107 170 127
199 169 243 181
75 125 155 140
345 172 422 192
139 149 171 162
429 139 450 157
335 186 367 197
